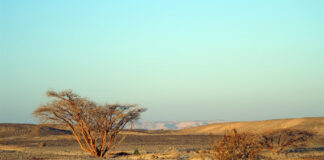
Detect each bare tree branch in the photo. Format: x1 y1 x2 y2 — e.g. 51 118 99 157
33 89 146 157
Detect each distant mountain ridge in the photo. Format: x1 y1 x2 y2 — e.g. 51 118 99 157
129 120 224 130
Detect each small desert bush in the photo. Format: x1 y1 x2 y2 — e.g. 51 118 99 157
134 148 140 155
260 129 314 155
209 129 262 160
200 128 315 160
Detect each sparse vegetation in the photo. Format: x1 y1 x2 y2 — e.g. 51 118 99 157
134 148 140 155
199 128 316 160
0 118 322 159
260 129 315 155
33 89 146 157
207 129 263 160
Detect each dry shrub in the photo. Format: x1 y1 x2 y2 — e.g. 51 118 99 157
260 129 315 155
209 129 262 160
205 128 314 160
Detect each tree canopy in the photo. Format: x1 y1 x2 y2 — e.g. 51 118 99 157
33 90 146 157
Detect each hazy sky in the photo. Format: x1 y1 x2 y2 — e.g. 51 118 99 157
1 0 323 123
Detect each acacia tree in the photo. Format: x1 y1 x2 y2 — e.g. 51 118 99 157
33 90 146 157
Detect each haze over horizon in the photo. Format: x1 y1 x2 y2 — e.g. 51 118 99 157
1 0 324 123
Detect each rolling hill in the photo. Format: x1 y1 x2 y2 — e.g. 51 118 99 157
1 117 323 138
173 117 324 135
0 124 71 137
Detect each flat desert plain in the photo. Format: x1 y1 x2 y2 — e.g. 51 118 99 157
0 117 323 160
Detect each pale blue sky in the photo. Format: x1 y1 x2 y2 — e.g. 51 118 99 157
1 0 323 123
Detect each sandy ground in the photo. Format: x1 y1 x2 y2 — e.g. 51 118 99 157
1 117 323 159
0 133 323 160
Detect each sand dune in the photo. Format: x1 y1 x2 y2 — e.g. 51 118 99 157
173 117 324 135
